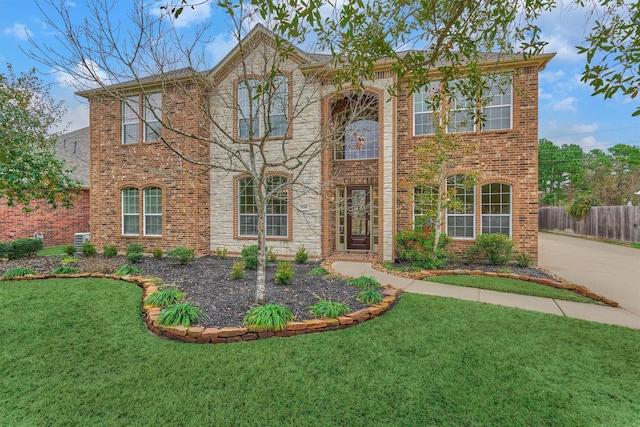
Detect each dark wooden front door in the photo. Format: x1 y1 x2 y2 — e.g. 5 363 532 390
347 187 370 250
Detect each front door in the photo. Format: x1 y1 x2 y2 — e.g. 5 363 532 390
347 187 370 250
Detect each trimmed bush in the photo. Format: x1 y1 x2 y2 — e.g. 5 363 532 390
152 248 163 259
275 261 294 285
82 242 97 257
243 304 294 332
63 244 77 256
126 252 143 263
266 248 277 263
396 229 451 269
0 238 44 260
294 245 308 263
127 243 144 254
167 247 195 265
215 247 227 259
103 245 118 257
516 252 533 268
472 234 514 265
231 261 245 279
241 245 258 270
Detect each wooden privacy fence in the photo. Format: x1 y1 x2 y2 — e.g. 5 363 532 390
539 206 640 243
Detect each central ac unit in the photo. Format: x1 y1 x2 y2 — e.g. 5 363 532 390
73 232 90 255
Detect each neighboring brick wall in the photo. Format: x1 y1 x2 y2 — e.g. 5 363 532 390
0 190 90 246
87 82 211 255
395 68 540 261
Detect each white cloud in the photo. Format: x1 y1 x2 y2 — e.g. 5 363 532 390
569 123 599 134
539 69 565 83
552 97 576 112
53 60 111 90
206 32 239 65
3 23 33 40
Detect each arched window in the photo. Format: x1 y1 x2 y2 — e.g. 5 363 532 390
481 183 511 236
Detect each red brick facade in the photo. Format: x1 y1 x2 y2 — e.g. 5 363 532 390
0 190 90 246
85 82 211 255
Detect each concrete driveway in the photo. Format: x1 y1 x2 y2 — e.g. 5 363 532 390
539 233 640 317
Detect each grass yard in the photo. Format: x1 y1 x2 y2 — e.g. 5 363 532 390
36 245 68 256
1 278 639 426
424 275 596 303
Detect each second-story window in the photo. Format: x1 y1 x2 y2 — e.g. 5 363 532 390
238 76 288 139
121 93 162 144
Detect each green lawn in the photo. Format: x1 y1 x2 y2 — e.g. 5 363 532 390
1 279 639 426
37 245 68 256
424 274 596 303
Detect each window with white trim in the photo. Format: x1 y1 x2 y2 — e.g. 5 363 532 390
144 187 162 236
238 76 288 139
144 93 162 142
238 176 289 237
481 183 511 236
413 185 439 229
122 96 140 144
413 82 438 135
482 78 512 131
446 175 475 239
446 81 475 133
122 187 140 235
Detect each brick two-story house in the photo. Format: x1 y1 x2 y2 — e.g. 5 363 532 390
78 25 553 263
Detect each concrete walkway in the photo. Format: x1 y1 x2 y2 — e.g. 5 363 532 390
332 258 640 330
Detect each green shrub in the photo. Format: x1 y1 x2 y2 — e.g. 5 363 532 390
348 276 381 289
231 261 245 279
152 248 163 259
158 303 204 327
275 261 294 285
308 267 329 276
308 300 350 319
266 247 277 263
395 229 451 269
0 238 45 259
2 267 36 278
51 266 81 274
114 264 143 276
81 242 97 257
126 252 143 263
103 245 118 257
465 244 481 264
567 194 602 218
167 247 195 265
63 243 77 256
61 256 78 265
242 304 295 332
515 251 533 268
127 243 144 254
472 234 514 265
357 289 383 305
144 287 184 308
215 247 227 259
294 245 308 263
241 244 259 270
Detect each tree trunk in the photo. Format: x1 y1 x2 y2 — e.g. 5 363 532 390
254 201 267 305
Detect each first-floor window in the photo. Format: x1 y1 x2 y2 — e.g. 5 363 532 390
121 186 162 236
446 175 475 239
481 183 511 236
144 187 162 236
122 187 140 235
238 176 289 237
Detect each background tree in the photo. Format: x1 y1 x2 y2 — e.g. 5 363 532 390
0 65 80 210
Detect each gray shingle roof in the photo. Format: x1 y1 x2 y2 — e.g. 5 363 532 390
55 127 90 187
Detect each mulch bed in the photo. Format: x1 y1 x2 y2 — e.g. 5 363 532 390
1 254 558 329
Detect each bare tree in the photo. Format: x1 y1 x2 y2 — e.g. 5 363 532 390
28 0 378 304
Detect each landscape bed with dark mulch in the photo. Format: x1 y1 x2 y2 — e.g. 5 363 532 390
0 254 557 329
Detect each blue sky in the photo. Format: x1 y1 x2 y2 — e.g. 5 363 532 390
1 1 638 152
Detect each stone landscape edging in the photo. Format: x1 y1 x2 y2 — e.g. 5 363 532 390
2 270 402 344
370 262 619 307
